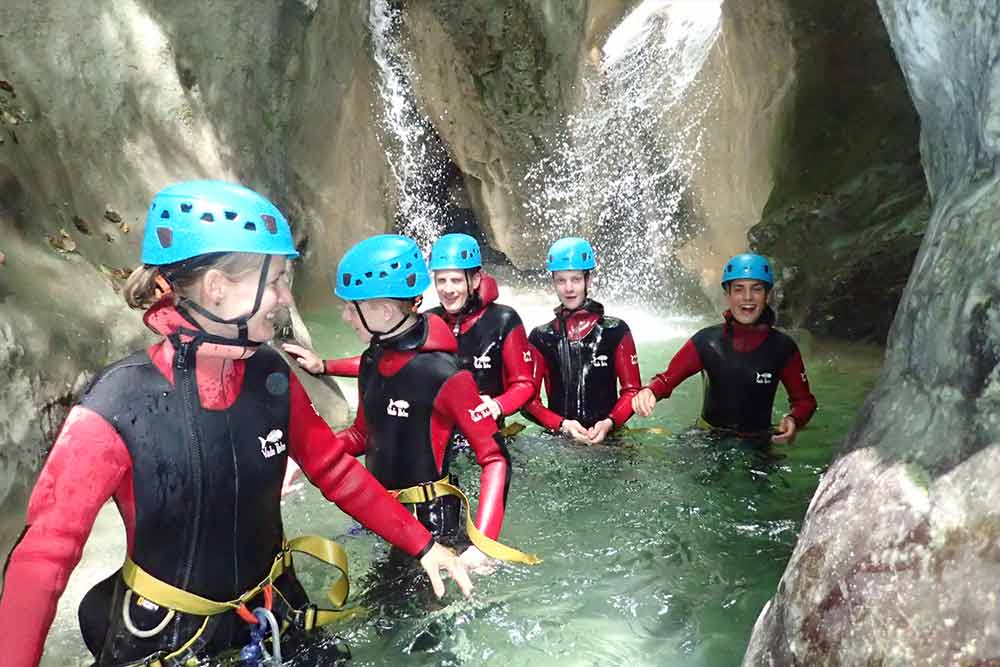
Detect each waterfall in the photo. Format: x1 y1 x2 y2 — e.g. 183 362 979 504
368 0 450 248
523 0 723 302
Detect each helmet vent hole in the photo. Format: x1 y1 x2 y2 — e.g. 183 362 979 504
379 271 388 278
405 273 416 287
582 252 589 260
224 210 238 221
365 272 373 278
160 210 171 219
461 250 468 259
180 203 193 213
342 273 352 287
244 222 256 232
200 212 214 223
354 279 362 286
390 262 399 269
156 227 173 248
405 262 412 269
261 214 277 234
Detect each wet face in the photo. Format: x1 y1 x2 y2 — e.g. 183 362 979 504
433 269 481 314
553 270 588 310
725 279 768 325
215 256 292 342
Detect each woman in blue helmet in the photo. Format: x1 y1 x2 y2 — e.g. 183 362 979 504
632 253 817 441
523 237 642 444
328 234 539 575
0 182 471 667
284 233 536 432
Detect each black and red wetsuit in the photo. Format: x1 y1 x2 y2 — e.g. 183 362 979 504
334 313 511 542
322 274 536 420
0 301 433 667
647 308 817 434
523 299 641 430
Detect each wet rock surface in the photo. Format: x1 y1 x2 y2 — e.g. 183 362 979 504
745 0 1000 663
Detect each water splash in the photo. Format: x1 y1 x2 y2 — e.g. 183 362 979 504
522 0 723 302
368 0 450 249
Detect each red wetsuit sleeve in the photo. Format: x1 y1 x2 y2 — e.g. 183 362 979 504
608 331 641 427
288 374 433 557
323 355 361 378
0 406 131 667
435 372 509 540
779 347 817 427
521 351 565 431
494 325 537 415
647 339 703 399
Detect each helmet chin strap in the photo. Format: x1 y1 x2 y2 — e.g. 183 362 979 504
171 255 272 348
353 300 413 345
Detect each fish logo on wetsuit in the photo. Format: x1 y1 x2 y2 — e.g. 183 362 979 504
258 429 286 458
386 398 410 417
473 353 493 370
593 354 609 367
755 372 773 384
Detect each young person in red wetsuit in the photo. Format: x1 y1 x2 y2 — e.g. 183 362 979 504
632 253 817 443
285 233 536 432
0 182 470 667
331 234 538 575
523 237 642 445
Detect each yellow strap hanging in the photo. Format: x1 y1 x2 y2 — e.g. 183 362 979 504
392 478 542 565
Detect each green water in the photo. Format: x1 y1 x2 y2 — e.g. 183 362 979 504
40 304 882 666
276 306 882 667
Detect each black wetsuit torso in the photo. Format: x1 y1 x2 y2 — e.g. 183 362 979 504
692 323 797 434
77 344 305 664
359 319 465 541
529 311 629 429
428 303 521 399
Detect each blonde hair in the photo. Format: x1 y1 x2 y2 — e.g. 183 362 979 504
123 252 266 309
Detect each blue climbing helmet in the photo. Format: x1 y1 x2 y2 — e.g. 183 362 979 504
721 253 773 288
546 237 596 272
428 233 482 271
141 180 298 265
335 234 430 301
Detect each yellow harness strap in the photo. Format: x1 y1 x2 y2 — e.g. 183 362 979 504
121 535 352 626
392 478 542 565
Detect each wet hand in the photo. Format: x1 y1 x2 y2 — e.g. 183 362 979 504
282 343 324 374
560 419 591 442
477 395 503 420
586 418 614 444
419 542 473 599
771 415 798 444
459 545 496 576
632 388 657 417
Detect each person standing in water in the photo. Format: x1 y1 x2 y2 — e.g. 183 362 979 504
523 237 642 445
284 233 536 432
632 253 817 442
331 234 539 573
0 182 471 667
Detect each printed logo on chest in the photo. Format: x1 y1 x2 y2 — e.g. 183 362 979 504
259 429 287 459
593 354 609 367
386 398 410 417
755 371 773 385
473 353 493 369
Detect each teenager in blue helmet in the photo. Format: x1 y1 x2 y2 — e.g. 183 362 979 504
286 233 536 434
327 234 539 576
0 182 471 667
523 237 642 444
632 253 817 442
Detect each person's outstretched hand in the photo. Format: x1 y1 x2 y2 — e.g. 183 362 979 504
476 395 503 420
560 419 591 443
282 343 324 375
419 542 474 599
586 418 614 445
459 545 496 576
631 387 657 417
771 415 798 445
